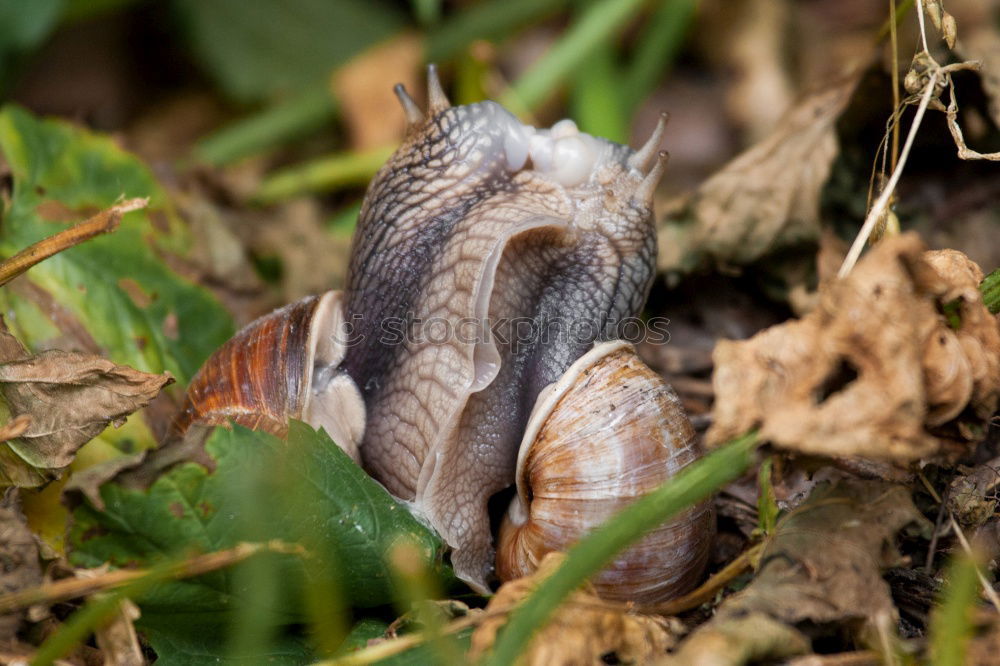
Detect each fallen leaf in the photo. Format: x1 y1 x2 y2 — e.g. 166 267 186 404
0 328 173 486
0 490 42 642
662 480 931 664
469 553 682 665
658 70 861 273
707 233 1000 461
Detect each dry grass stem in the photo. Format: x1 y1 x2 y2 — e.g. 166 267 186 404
0 197 148 287
0 540 301 614
949 514 1000 612
838 69 938 278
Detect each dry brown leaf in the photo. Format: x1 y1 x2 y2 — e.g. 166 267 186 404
0 490 42 642
469 553 682 665
658 71 861 273
661 481 930 665
332 32 423 151
0 329 173 486
708 233 1000 461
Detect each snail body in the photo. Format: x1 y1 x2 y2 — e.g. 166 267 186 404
174 67 710 600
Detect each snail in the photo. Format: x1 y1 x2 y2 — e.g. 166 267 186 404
173 65 712 601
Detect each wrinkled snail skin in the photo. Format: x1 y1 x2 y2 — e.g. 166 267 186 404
496 341 713 604
342 69 668 590
173 290 365 463
173 67 693 596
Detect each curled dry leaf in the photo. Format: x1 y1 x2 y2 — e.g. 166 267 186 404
708 233 1000 461
469 553 682 666
658 71 861 273
662 481 931 665
0 329 174 487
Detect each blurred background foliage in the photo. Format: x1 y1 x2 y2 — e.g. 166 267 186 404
4 0 996 323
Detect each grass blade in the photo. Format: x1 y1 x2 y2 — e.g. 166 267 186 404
193 85 338 166
620 0 696 113
425 0 567 63
929 554 980 666
500 0 647 112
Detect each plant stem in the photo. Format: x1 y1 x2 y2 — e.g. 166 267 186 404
838 68 939 278
0 198 146 287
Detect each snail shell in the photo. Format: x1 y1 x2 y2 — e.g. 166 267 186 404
172 290 364 463
497 341 713 604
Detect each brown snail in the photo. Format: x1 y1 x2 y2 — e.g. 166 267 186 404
173 65 711 602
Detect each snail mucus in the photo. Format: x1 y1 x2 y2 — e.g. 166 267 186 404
174 66 713 602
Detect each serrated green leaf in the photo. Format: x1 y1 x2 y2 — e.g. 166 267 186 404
69 422 446 655
0 104 234 386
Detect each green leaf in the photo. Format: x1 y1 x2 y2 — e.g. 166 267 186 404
139 616 315 666
0 0 64 91
172 0 404 102
0 104 234 387
69 422 446 654
982 268 1000 315
0 0 63 52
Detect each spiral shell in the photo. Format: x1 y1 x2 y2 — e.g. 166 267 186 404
172 290 364 462
496 341 713 603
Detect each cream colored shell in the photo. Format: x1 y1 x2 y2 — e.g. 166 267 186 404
496 341 713 604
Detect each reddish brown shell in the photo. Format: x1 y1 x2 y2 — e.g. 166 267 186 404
496 341 713 604
171 291 363 460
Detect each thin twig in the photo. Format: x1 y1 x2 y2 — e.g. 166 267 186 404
0 540 301 614
925 499 949 573
889 0 901 173
915 0 931 56
317 611 486 666
0 198 147 288
646 542 764 615
838 68 939 278
948 514 1000 612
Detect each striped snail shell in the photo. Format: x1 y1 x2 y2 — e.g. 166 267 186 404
496 340 713 604
172 290 364 463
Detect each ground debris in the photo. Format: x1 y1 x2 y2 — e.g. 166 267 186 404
470 553 683 665
661 480 931 665
707 233 1000 460
658 70 860 273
